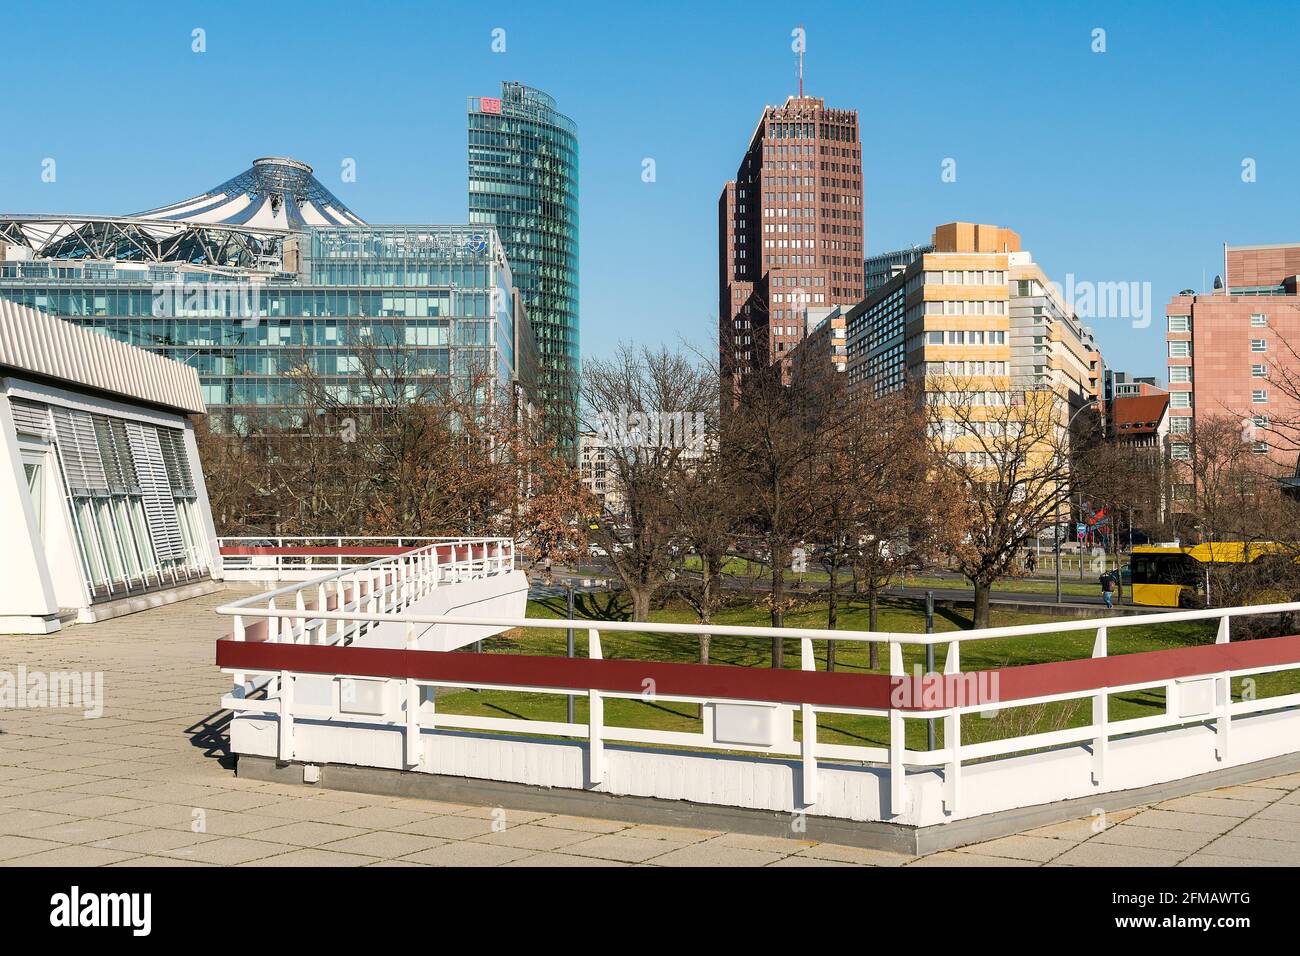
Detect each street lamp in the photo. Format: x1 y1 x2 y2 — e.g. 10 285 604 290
1055 396 1100 604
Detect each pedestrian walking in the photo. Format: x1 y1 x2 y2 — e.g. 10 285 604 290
1026 550 1037 574
1100 570 1115 609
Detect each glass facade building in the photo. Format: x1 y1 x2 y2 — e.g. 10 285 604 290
0 159 539 431
468 82 579 441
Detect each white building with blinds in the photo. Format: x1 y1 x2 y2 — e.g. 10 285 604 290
0 300 221 633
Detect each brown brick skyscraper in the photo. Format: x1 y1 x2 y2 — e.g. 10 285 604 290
719 95 863 390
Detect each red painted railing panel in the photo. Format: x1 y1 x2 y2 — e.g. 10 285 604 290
216 638 895 709
961 634 1300 708
215 633 1300 712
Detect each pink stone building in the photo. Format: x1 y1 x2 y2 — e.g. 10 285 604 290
1165 243 1300 470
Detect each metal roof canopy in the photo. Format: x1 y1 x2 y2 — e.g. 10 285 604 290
0 300 205 415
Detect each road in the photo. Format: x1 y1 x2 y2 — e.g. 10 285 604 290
526 566 1130 609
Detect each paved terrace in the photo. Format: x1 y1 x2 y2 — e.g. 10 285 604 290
1 590 1297 867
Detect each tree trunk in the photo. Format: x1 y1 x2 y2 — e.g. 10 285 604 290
827 564 839 629
631 587 651 622
868 583 880 670
699 555 713 665
770 550 786 668
973 580 991 629
826 562 838 672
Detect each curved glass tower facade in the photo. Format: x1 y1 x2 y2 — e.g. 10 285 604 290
468 82 579 444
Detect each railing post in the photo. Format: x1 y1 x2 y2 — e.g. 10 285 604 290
888 640 908 816
278 669 294 761
587 627 604 785
404 623 422 769
1216 668 1232 761
368 569 379 631
1091 626 1108 785
340 579 352 641
231 614 246 696
1216 615 1231 644
925 596 936 752
800 637 818 806
943 638 961 814
566 585 576 724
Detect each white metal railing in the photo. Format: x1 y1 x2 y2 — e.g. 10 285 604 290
217 536 498 581
215 557 1300 818
219 537 513 635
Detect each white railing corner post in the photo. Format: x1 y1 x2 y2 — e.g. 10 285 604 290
1091 627 1108 785
889 708 908 817
943 705 961 814
586 626 605 786
799 636 818 807
1216 669 1232 761
888 639 908 817
942 639 961 814
278 669 294 761
588 687 605 786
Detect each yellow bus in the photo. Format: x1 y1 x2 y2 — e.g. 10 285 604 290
1128 542 1291 608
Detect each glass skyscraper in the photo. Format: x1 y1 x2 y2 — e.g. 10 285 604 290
0 158 539 431
468 82 579 442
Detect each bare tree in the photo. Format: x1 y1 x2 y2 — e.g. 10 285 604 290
928 379 1075 628
829 384 960 667
669 441 734 664
1172 414 1300 616
1073 419 1174 588
723 364 828 665
581 344 715 621
194 323 582 542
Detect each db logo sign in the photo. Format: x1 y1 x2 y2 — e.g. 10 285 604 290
480 97 502 114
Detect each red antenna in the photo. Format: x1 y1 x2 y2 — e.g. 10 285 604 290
798 24 805 97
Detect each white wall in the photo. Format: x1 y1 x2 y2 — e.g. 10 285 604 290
230 703 1300 827
0 394 60 631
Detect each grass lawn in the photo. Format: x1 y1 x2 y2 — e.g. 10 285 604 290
681 555 1103 598
434 592 1299 756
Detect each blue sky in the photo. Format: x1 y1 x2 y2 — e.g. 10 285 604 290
2 0 1296 376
